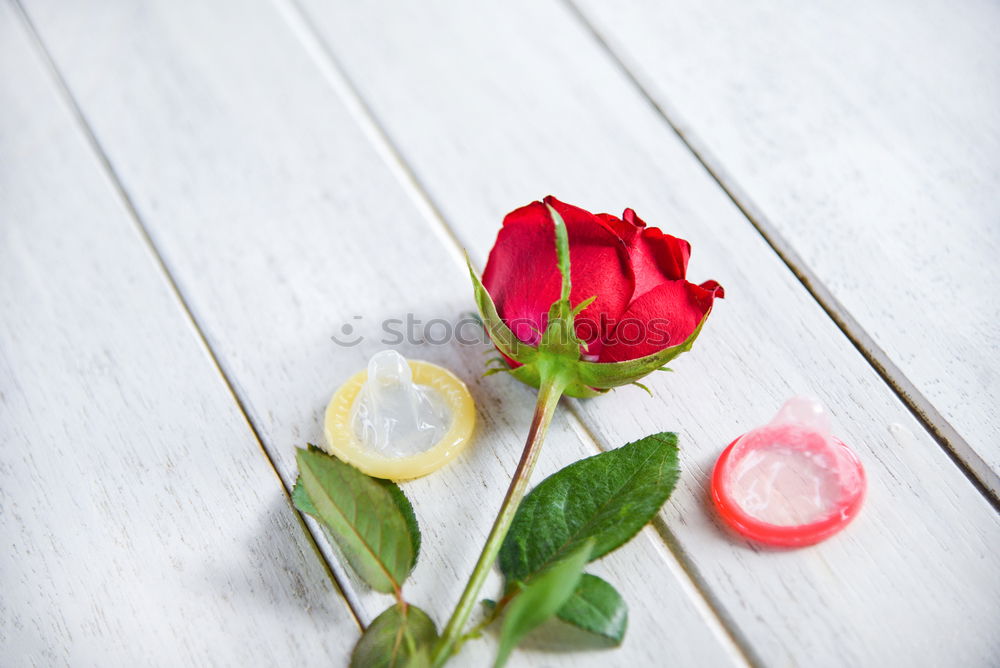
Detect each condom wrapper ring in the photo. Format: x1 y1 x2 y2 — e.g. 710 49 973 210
711 397 866 547
324 350 475 480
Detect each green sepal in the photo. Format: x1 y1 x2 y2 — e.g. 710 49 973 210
539 297 582 359
537 204 587 360
631 381 652 396
510 352 606 399
467 254 538 366
549 203 572 304
509 362 541 388
562 380 608 399
570 295 597 317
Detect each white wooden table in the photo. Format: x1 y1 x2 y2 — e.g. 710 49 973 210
2 1 998 666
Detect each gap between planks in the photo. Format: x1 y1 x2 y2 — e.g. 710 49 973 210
9 0 365 633
559 0 1000 508
274 0 757 664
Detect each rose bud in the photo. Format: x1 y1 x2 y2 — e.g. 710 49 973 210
468 196 723 397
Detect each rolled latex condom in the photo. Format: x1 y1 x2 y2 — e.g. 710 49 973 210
711 397 866 547
324 350 475 480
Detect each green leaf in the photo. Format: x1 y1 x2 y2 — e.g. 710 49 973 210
556 574 628 645
575 310 710 389
466 255 538 365
291 476 317 516
494 539 594 667
499 432 680 584
351 603 438 668
294 447 420 594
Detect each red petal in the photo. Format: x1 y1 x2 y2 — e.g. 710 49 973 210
598 279 721 362
699 279 725 299
622 208 647 230
483 197 634 355
501 199 548 228
637 227 690 284
596 212 639 243
600 208 692 300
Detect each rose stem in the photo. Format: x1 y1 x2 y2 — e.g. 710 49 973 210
431 367 571 666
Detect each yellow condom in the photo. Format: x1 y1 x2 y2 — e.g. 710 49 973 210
323 359 476 480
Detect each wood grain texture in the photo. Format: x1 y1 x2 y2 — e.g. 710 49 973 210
288 0 1000 665
0 3 359 666
572 0 1000 495
16 0 745 665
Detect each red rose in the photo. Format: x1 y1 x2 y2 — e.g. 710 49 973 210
482 196 723 364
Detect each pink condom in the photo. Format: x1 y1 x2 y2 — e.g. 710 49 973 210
711 397 866 547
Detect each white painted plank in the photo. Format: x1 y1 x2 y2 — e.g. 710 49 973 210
0 3 358 666
287 1 1000 665
16 0 745 666
573 0 1000 494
